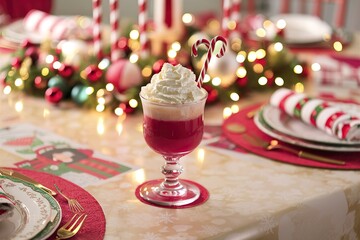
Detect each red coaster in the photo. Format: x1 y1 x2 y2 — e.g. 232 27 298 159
222 103 360 170
135 179 209 209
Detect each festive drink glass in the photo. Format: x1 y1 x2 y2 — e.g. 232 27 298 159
138 91 208 206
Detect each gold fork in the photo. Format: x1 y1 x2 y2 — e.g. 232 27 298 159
56 213 87 239
54 184 84 213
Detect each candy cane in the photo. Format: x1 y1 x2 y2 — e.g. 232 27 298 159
138 0 149 58
231 0 241 37
110 0 120 62
222 0 232 39
191 36 227 86
92 0 102 60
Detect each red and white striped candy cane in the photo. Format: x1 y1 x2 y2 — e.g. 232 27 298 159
138 0 149 58
231 0 241 37
222 0 232 39
110 0 120 62
92 0 102 60
191 36 227 87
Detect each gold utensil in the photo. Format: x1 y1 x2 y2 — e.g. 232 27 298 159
54 184 84 213
226 123 345 166
55 213 87 239
0 168 57 196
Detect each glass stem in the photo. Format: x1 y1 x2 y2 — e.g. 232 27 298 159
159 156 186 197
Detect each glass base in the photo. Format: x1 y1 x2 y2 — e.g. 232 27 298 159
138 179 201 207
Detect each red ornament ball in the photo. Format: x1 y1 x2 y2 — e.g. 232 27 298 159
152 59 165 74
237 77 248 87
34 76 48 89
105 59 142 93
25 46 39 63
11 57 22 69
84 65 103 82
203 85 218 104
45 87 63 104
58 64 75 78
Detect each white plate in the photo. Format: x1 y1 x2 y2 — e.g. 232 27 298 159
262 104 360 145
268 14 332 44
0 175 62 240
254 109 360 152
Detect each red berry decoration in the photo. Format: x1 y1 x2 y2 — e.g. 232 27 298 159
45 87 63 104
25 46 39 63
117 37 131 56
21 39 34 48
11 57 22 69
34 76 48 89
58 64 75 78
237 77 248 87
84 65 103 82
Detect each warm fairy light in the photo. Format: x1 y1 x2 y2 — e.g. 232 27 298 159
134 169 146 184
97 117 105 134
98 58 110 70
223 107 232 119
275 77 284 86
52 61 62 69
142 66 152 77
167 49 177 59
231 38 242 52
311 63 321 71
230 92 240 101
97 89 105 97
264 70 274 79
227 20 237 31
182 13 193 24
258 76 268 85
96 104 105 112
8 70 15 77
236 67 247 78
236 52 246 63
3 85 11 95
256 49 266 59
333 41 343 52
212 77 221 86
43 108 50 118
14 78 23 87
203 74 211 83
116 121 123 135
129 99 138 108
15 100 23 113
274 42 283 52
45 55 54 64
197 148 205 164
253 63 264 73
129 30 139 40
128 39 140 51
41 67 50 76
293 65 303 74
231 104 239 113
263 20 273 29
247 51 257 62
86 86 94 95
97 97 106 105
114 107 124 116
256 28 266 38
294 82 304 93
129 54 139 63
276 19 287 29
171 42 181 51
106 83 114 91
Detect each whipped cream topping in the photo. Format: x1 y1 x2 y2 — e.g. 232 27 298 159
140 63 207 104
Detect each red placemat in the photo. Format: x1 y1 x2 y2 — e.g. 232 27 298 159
8 168 105 240
222 104 360 170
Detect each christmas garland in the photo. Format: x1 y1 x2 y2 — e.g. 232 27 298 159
1 23 307 116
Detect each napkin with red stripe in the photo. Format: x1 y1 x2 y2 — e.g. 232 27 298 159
23 10 92 41
0 186 14 221
270 88 360 142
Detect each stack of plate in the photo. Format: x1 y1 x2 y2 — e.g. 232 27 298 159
254 104 360 152
0 175 62 240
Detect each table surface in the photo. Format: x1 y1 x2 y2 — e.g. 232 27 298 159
0 34 360 240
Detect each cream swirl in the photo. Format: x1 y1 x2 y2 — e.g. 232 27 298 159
140 63 207 104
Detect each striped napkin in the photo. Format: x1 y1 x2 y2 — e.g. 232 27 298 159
270 88 360 142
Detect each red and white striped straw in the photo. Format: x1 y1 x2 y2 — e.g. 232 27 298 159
110 0 120 62
92 0 102 60
222 0 232 39
191 36 227 87
230 0 241 37
138 0 149 58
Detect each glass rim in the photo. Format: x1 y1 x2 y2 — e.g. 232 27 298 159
139 90 208 107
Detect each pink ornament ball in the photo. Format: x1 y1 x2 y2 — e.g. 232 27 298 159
45 87 63 104
106 59 142 93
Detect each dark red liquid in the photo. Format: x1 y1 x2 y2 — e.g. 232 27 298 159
143 115 204 156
